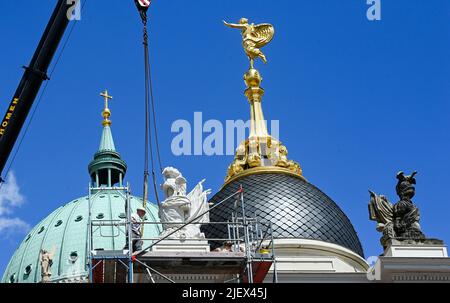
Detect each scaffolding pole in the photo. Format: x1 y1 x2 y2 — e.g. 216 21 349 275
240 186 253 283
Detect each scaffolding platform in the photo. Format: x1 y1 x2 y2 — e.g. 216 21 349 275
135 250 246 272
87 185 278 283
131 251 245 283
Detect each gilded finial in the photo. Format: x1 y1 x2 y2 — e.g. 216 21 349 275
100 89 113 126
223 18 274 69
222 18 304 186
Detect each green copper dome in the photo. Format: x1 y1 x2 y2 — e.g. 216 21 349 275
2 98 161 283
1 192 160 283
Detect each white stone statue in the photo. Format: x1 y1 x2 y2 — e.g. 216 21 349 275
159 167 211 240
40 248 55 283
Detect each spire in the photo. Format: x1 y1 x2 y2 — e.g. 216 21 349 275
99 125 116 151
223 18 304 185
88 90 127 187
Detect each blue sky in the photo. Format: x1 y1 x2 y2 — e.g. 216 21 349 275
0 0 449 274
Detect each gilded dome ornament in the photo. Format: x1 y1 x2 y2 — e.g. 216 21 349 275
223 18 275 68
223 18 303 185
100 89 113 126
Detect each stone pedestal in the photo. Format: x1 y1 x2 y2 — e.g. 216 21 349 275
384 239 448 257
151 240 210 253
369 239 450 283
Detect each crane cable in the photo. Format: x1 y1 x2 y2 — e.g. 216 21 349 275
146 22 163 198
137 4 163 235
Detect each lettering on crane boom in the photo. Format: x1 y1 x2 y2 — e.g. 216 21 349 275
0 98 19 136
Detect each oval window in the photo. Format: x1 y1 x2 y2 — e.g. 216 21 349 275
37 226 45 234
55 220 63 227
96 213 104 219
69 251 78 263
9 273 16 283
25 234 31 242
118 213 126 219
75 215 83 222
24 265 32 275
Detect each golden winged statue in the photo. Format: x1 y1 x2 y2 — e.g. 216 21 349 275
224 18 275 68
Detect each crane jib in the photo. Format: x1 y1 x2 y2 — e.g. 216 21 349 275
0 98 20 137
0 0 71 176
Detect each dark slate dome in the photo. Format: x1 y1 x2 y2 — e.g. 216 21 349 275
203 173 364 257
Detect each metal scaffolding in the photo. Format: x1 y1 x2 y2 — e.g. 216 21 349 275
87 185 278 283
87 183 134 283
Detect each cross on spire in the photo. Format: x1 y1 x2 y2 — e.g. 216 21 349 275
100 89 113 126
100 89 113 111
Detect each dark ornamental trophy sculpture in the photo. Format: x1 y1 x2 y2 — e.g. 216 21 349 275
367 171 449 282
369 171 426 250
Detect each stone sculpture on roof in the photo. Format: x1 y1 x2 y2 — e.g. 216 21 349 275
158 167 211 240
40 248 55 283
369 171 426 249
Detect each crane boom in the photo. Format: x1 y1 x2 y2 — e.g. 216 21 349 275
0 0 73 178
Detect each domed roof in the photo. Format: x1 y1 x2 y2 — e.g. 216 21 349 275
203 172 364 257
2 92 162 283
1 191 161 283
203 50 365 257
